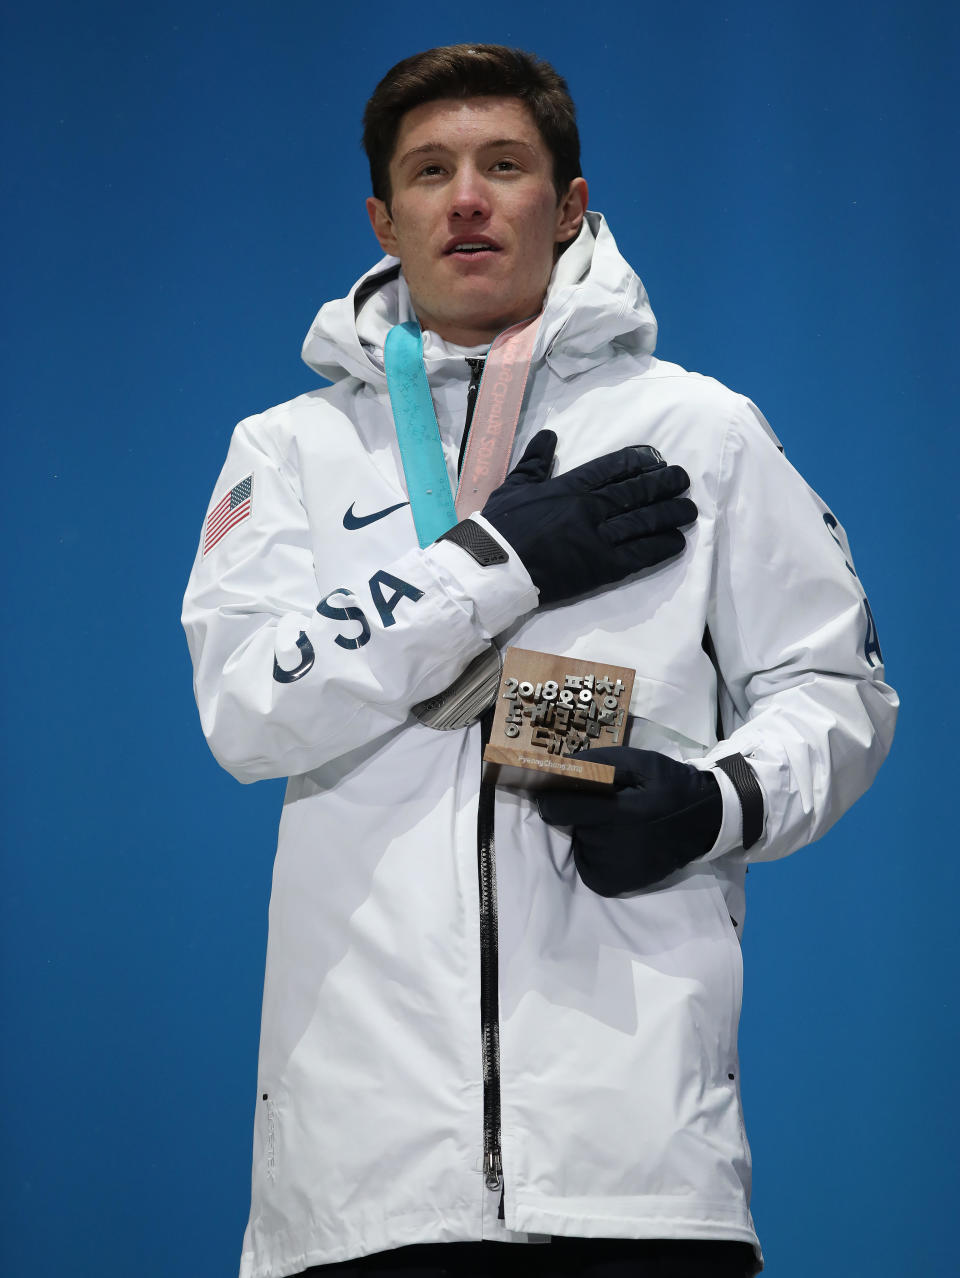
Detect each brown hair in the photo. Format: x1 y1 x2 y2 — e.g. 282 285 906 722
362 44 581 208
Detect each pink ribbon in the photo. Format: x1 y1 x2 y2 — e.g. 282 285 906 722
455 313 543 519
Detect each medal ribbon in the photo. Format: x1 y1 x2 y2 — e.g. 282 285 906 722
454 314 542 520
384 322 458 548
384 314 542 549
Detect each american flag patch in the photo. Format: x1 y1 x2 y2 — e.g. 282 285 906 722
204 475 253 554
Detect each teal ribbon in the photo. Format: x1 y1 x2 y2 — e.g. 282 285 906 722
384 322 458 548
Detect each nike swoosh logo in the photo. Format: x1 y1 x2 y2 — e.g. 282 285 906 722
343 499 410 530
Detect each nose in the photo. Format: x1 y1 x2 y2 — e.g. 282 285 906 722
447 166 491 221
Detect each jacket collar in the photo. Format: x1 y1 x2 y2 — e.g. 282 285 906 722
300 212 658 386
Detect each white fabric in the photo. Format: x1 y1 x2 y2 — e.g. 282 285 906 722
183 212 897 1278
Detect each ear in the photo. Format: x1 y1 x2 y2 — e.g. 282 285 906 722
366 196 398 256
554 177 589 245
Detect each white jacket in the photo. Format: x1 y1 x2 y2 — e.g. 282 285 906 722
182 213 897 1278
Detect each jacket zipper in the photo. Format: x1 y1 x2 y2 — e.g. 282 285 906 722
457 357 505 1219
457 357 486 476
478 708 504 1216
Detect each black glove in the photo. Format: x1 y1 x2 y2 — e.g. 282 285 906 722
537 747 722 895
481 430 697 607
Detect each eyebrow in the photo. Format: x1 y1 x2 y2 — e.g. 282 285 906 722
396 137 538 167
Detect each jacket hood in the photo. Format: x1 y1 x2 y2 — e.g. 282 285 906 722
300 212 658 385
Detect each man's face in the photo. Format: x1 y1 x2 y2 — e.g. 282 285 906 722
366 97 588 346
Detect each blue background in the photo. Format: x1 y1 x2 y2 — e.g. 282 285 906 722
2 2 956 1274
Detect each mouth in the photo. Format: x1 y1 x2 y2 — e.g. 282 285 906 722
443 236 502 256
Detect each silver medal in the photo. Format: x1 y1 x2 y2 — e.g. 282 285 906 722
411 643 502 731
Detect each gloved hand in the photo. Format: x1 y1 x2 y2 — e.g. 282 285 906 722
537 747 722 895
481 430 697 607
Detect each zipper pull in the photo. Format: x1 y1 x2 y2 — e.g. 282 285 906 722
498 1181 505 1221
484 1147 502 1189
465 357 486 427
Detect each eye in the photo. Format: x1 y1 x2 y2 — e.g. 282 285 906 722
491 159 521 172
415 163 446 179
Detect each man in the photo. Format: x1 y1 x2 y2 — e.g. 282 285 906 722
183 44 897 1278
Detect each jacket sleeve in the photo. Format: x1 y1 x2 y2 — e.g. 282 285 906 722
181 414 538 783
700 400 898 862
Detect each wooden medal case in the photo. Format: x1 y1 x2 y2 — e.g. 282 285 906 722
482 647 636 789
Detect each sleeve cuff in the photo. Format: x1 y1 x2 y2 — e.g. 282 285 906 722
693 759 767 860
701 766 743 860
425 512 539 637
